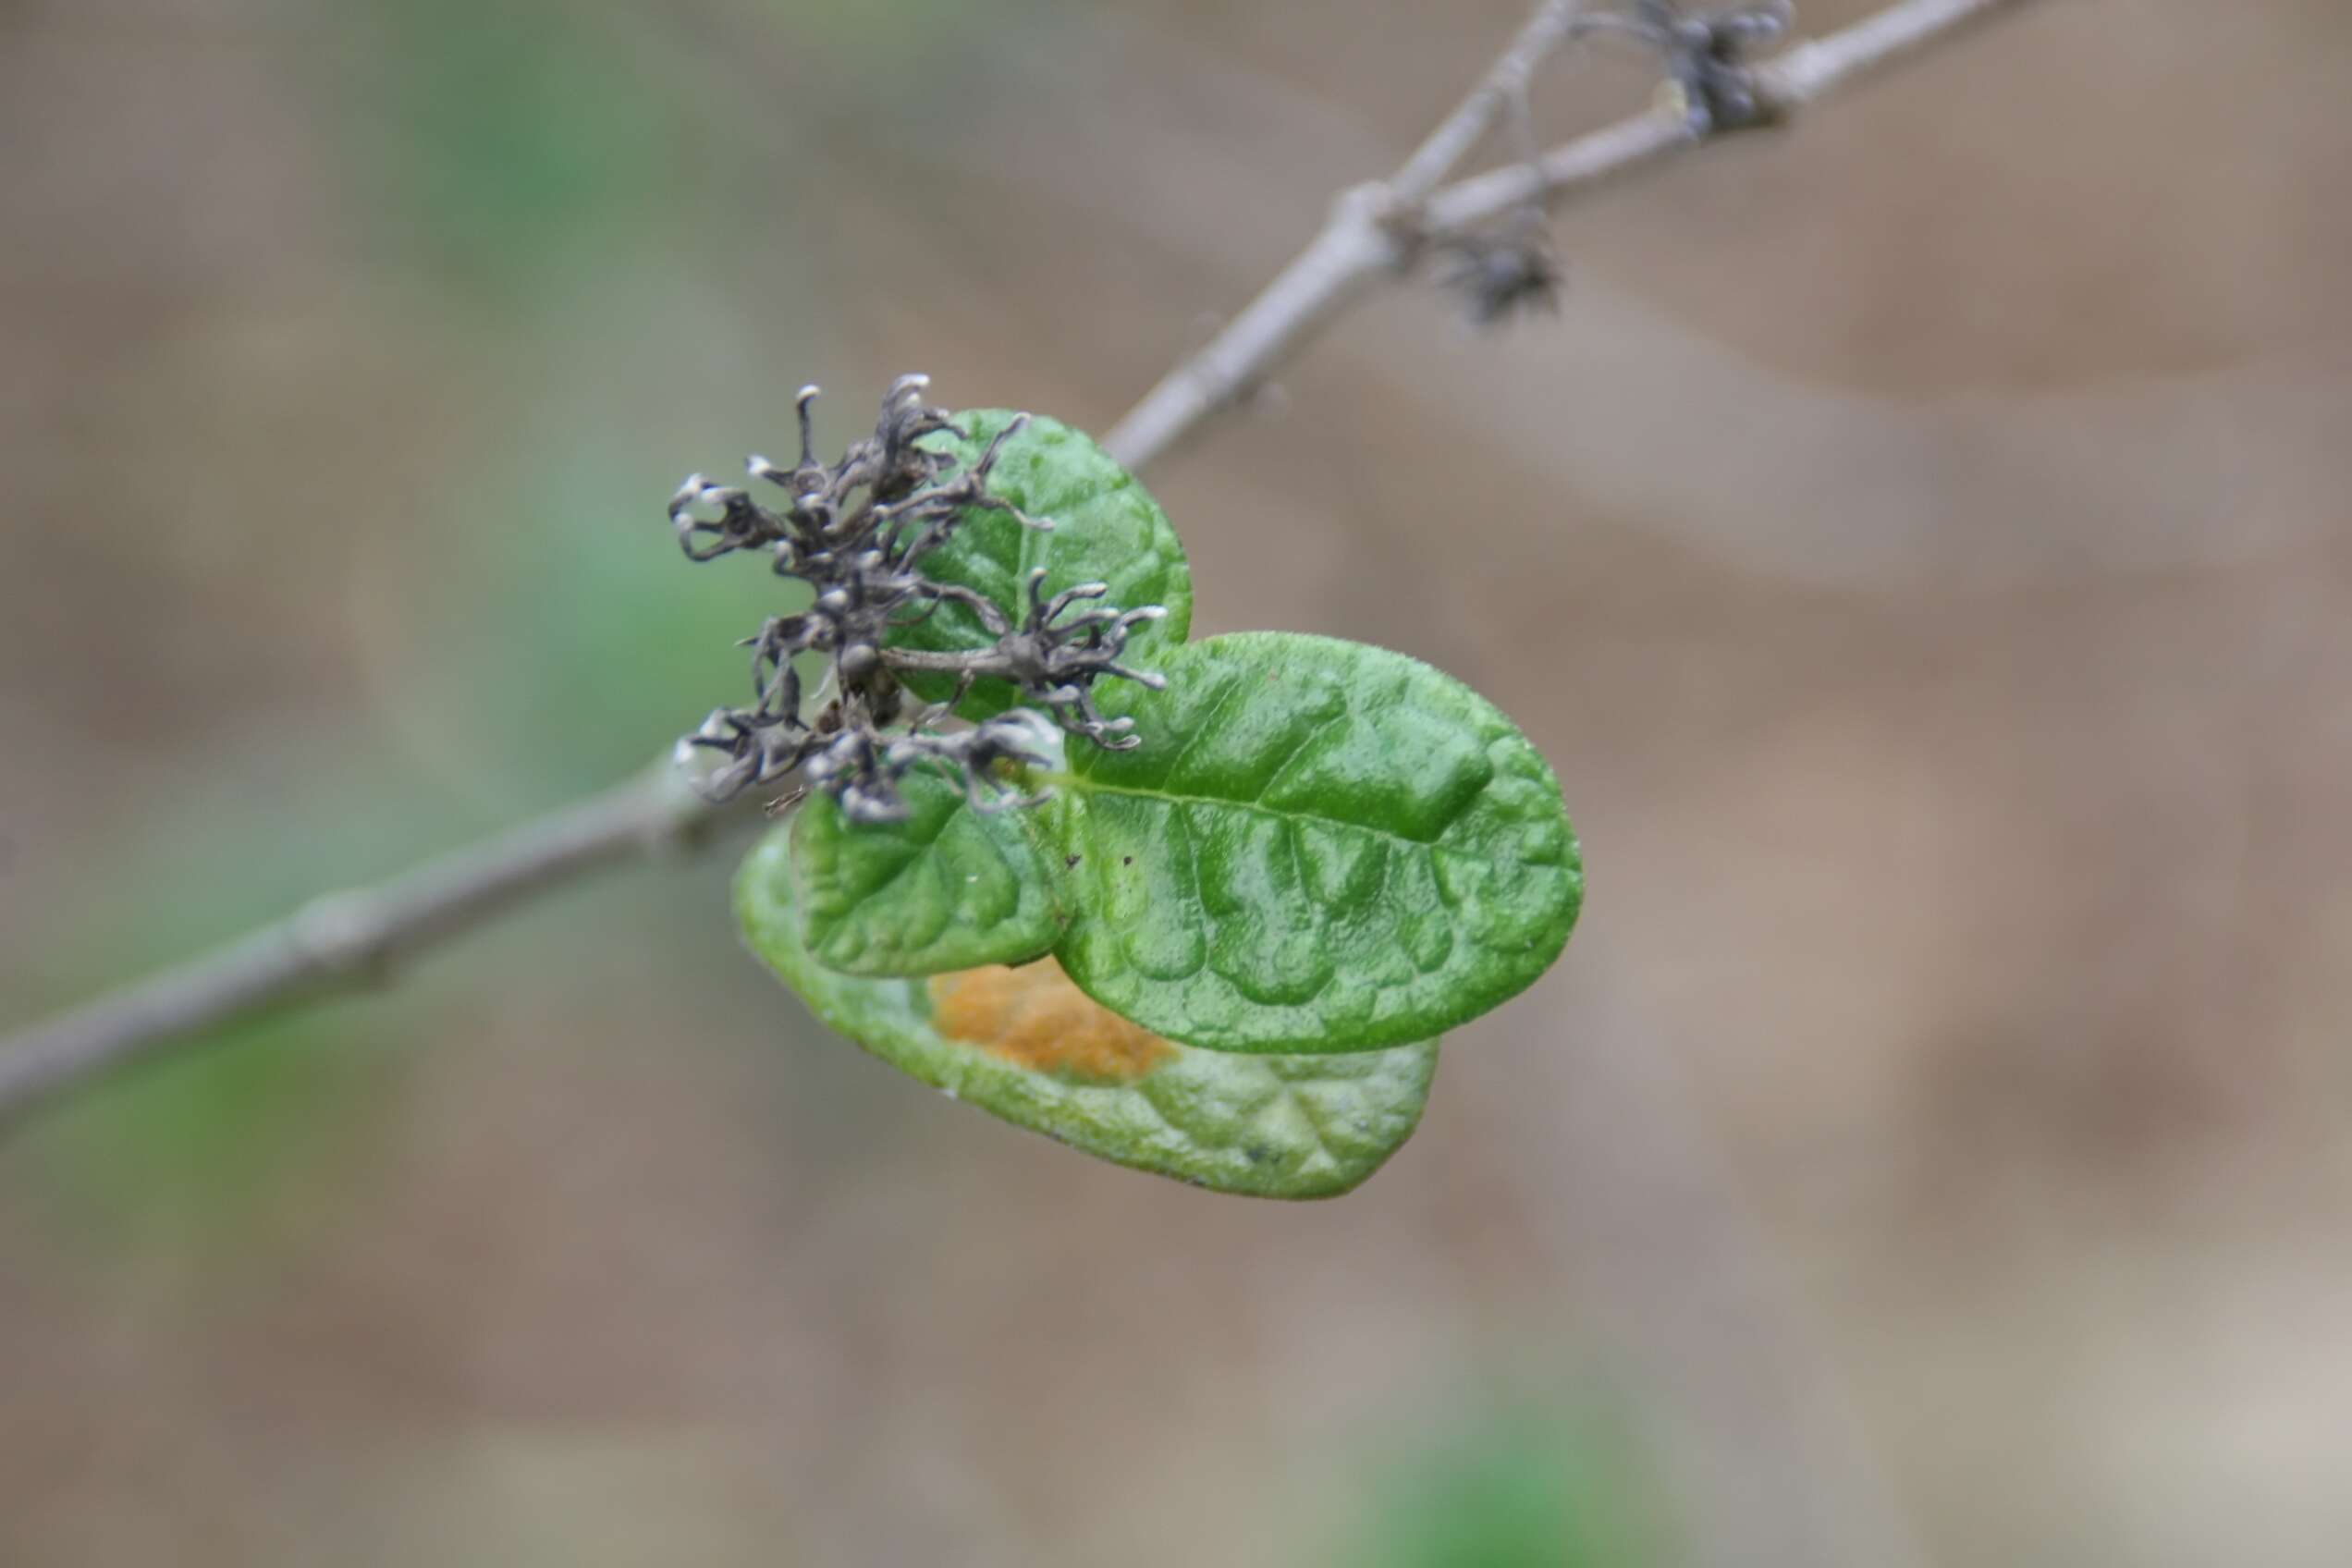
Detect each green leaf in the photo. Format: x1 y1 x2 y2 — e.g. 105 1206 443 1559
890 410 1192 717
1044 632 1581 1053
737 830 1438 1199
790 764 1062 975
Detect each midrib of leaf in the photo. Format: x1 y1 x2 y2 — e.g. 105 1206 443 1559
1041 771 1478 853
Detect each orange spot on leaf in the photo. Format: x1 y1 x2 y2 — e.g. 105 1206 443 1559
928 957 1176 1084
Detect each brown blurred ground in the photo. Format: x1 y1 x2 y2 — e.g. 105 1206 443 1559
3 1 2348 1563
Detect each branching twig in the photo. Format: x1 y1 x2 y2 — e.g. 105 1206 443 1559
1103 0 2029 472
1387 0 1597 206
0 0 2038 1122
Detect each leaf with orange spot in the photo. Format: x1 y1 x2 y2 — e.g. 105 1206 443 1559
737 830 1438 1198
927 958 1174 1084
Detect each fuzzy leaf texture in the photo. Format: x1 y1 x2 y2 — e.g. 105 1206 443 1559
889 410 1192 717
737 832 1438 1198
790 766 1063 976
1044 633 1581 1053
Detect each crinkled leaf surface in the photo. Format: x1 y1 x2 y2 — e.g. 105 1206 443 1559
1043 632 1581 1053
890 410 1191 717
790 766 1062 976
738 831 1438 1198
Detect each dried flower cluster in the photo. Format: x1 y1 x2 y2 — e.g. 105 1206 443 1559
1441 223 1564 326
1623 0 1795 135
668 376 1168 822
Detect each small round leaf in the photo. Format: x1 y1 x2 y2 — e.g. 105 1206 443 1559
789 766 1063 976
1044 632 1582 1053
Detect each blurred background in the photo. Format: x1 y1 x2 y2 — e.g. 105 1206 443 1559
3 0 2347 1562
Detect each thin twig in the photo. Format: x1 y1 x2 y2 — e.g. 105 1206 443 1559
1760 0 2024 102
0 0 2037 1123
1387 0 1595 206
0 768 730 1123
